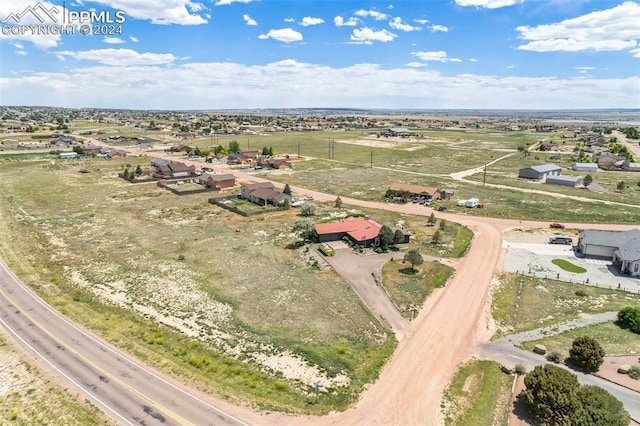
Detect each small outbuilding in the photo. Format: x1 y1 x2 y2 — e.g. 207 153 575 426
58 152 79 159
545 175 583 188
518 164 561 182
572 162 598 173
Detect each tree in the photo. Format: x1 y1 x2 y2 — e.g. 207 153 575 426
431 230 441 245
439 219 447 230
617 181 626 192
228 140 240 153
194 146 202 156
282 198 291 210
283 183 292 196
135 165 143 176
201 149 210 160
569 336 605 373
393 229 405 245
378 225 394 250
403 249 423 272
427 212 437 226
268 146 275 156
292 218 316 242
300 203 316 217
214 144 226 155
334 196 342 208
261 146 269 155
574 385 629 426
583 174 593 187
520 364 580 425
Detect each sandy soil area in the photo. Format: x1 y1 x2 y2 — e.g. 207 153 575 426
598 355 640 392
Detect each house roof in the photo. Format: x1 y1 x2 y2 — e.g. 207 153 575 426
579 229 640 251
211 173 235 182
616 237 640 261
316 217 382 242
529 163 561 173
243 182 274 191
168 162 195 173
572 162 598 168
389 182 440 195
545 175 582 184
250 187 286 203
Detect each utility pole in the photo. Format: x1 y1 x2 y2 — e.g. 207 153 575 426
370 151 373 168
483 164 487 186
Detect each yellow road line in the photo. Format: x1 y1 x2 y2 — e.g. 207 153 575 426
0 286 194 426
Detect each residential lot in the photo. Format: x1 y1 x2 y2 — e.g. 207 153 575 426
502 231 640 291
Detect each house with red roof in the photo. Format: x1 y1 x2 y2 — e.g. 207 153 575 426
316 217 406 248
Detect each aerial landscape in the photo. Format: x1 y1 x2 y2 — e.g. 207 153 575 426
1 0 640 426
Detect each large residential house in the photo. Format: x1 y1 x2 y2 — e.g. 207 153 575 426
153 161 196 178
315 217 410 248
389 183 442 200
577 229 640 277
240 182 289 206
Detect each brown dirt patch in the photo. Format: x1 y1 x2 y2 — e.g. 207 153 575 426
596 355 640 392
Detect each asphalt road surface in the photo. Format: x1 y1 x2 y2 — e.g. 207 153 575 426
0 258 250 426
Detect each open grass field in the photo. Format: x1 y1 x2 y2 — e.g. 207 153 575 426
491 273 640 337
520 321 640 356
0 332 113 425
0 156 401 414
442 359 513 426
381 259 454 319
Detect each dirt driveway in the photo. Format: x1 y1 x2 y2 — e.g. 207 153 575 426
320 246 413 341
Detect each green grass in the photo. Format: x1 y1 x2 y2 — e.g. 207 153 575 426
491 273 640 337
551 259 587 273
443 360 513 426
381 260 454 319
521 322 640 356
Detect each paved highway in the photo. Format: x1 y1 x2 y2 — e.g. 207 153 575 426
0 258 250 426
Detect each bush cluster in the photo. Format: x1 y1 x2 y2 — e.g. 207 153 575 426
617 305 640 334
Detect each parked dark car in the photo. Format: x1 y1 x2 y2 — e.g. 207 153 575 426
549 236 572 245
437 206 447 211
550 223 565 229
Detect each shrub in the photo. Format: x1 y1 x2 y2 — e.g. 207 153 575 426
514 364 527 375
575 289 589 297
547 351 563 363
617 305 640 334
629 366 640 380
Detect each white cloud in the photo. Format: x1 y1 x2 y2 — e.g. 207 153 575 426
455 0 522 8
300 16 324 27
258 28 303 43
334 15 359 27
389 17 420 32
469 58 478 62
1 59 637 110
13 43 24 49
406 62 427 68
350 28 396 44
414 19 429 25
631 46 640 58
130 36 139 42
89 0 208 25
412 51 462 62
516 2 640 54
430 25 449 33
103 37 126 44
284 17 294 23
354 10 389 21
15 50 27 56
215 0 253 5
243 14 257 25
54 48 176 66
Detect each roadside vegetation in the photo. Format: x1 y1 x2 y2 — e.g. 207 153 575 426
442 360 512 426
491 273 640 337
551 259 587 273
381 259 453 319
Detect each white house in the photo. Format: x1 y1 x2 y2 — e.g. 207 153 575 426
572 163 598 173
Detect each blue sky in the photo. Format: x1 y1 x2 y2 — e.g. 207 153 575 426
0 0 638 110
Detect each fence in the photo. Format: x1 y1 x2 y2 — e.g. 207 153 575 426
208 196 288 217
157 179 216 196
514 269 640 294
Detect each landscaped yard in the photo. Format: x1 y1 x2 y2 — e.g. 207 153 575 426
491 273 640 337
